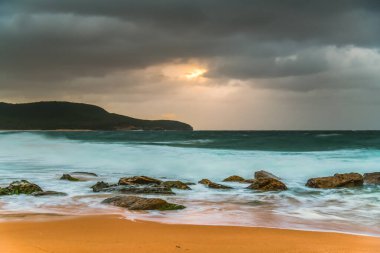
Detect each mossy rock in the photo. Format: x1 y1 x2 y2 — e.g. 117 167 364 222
0 180 43 195
158 203 186 211
162 181 191 190
0 188 10 195
223 175 247 183
198 178 232 189
102 195 186 211
118 176 162 185
60 174 80 181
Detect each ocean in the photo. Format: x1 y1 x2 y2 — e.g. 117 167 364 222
0 131 379 236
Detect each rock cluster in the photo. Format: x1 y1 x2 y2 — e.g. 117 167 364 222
0 180 67 196
3 169 379 215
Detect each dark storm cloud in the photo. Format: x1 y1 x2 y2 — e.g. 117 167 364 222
0 0 380 92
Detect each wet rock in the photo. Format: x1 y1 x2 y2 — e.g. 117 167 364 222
93 184 175 195
198 179 212 185
364 172 380 185
102 196 185 211
32 191 67 197
254 170 281 180
161 181 191 190
198 179 232 189
0 180 43 195
60 174 82 182
118 186 174 195
223 175 246 183
71 172 98 177
247 178 287 191
91 181 116 192
306 173 363 189
185 182 196 185
118 176 162 185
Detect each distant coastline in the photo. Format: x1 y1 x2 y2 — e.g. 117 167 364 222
0 101 193 131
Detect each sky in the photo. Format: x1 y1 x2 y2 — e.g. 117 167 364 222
1 0 380 130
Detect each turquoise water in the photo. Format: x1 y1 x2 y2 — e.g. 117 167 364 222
0 131 379 236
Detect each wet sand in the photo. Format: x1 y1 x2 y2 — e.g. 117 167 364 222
1 215 379 253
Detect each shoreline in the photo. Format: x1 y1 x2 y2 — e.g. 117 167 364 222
1 214 380 253
0 212 379 238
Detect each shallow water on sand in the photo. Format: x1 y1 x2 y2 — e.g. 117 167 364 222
0 131 380 236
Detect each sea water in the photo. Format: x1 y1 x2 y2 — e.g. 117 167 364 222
0 131 379 236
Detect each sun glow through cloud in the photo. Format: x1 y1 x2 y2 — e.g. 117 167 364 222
161 63 207 82
184 68 207 80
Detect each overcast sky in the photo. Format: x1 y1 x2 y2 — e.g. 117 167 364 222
1 0 380 130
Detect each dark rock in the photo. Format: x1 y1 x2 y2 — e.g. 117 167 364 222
71 172 98 177
0 180 43 195
185 182 196 185
161 181 191 190
91 181 116 192
118 176 162 185
32 191 68 197
306 173 364 189
364 172 380 185
102 196 185 210
254 170 281 180
117 186 174 195
223 175 246 183
60 174 82 181
93 184 175 195
198 179 232 189
247 178 287 191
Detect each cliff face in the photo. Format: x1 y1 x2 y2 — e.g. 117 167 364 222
0 101 193 131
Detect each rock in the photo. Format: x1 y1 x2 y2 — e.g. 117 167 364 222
117 186 175 195
118 176 162 185
198 179 232 189
161 181 191 190
102 196 185 211
364 172 380 185
254 170 281 180
185 182 196 185
32 191 67 197
198 179 212 185
60 174 82 181
91 181 116 192
223 175 246 183
92 184 175 195
0 180 43 195
306 173 364 189
71 172 98 177
247 178 287 191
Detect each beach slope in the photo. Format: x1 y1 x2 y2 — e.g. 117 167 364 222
1 215 379 253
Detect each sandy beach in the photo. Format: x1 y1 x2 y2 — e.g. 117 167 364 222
1 215 379 253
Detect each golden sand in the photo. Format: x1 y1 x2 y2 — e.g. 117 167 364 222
1 215 379 253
